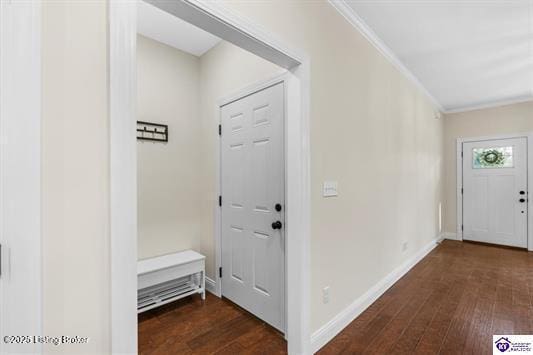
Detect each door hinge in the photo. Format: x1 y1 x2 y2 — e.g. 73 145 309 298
461 187 463 194
461 224 464 231
218 124 221 136
461 151 463 158
219 195 222 206
219 267 222 278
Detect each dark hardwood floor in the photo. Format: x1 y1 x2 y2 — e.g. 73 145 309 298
319 240 533 355
138 292 287 354
139 240 533 354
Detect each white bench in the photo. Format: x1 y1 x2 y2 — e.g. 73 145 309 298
137 250 206 313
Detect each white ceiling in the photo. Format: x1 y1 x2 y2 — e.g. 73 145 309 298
137 1 221 57
339 0 533 112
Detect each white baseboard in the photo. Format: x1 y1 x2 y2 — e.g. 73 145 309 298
205 277 219 296
310 236 441 353
442 232 459 241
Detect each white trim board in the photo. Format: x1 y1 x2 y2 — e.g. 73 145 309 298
146 0 303 69
442 232 459 241
456 132 533 251
327 0 444 113
109 1 138 353
205 277 218 296
0 1 42 353
109 1 311 354
310 236 442 353
444 96 533 115
328 1 533 115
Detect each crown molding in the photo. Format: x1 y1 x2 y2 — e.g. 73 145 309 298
328 0 445 113
443 95 533 114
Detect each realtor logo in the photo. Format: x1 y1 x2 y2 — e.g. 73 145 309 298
493 335 533 354
494 337 511 352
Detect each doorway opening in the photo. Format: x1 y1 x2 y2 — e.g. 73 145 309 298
109 1 311 353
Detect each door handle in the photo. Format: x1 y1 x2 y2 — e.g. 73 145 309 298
519 198 526 203
520 191 526 195
271 221 282 230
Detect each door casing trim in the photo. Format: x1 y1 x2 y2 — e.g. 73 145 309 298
456 132 533 251
0 1 42 353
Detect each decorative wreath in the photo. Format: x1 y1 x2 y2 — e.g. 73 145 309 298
479 149 505 166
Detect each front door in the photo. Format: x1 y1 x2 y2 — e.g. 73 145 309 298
220 81 285 332
462 137 528 248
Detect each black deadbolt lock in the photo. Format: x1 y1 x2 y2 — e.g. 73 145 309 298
275 203 282 212
520 191 526 195
272 221 282 230
519 198 526 203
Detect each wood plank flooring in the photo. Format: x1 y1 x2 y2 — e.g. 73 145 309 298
138 293 287 354
139 240 533 354
319 240 533 355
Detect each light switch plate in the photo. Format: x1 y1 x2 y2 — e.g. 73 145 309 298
323 181 338 197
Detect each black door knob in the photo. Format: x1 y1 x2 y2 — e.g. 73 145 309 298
520 191 526 195
519 198 526 203
275 203 282 212
272 221 282 230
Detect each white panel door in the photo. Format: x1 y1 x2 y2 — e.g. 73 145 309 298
463 138 528 248
221 82 285 332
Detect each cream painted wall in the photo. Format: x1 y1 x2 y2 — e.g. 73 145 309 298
198 41 283 278
41 0 444 350
42 1 110 354
443 101 533 234
219 1 444 333
137 35 203 259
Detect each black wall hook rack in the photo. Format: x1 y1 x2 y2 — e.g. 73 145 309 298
137 121 168 142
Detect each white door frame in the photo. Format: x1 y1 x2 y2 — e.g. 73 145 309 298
456 132 533 251
215 73 290 333
109 1 311 354
0 1 42 353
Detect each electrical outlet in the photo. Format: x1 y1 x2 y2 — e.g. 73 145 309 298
323 286 330 304
402 242 408 252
